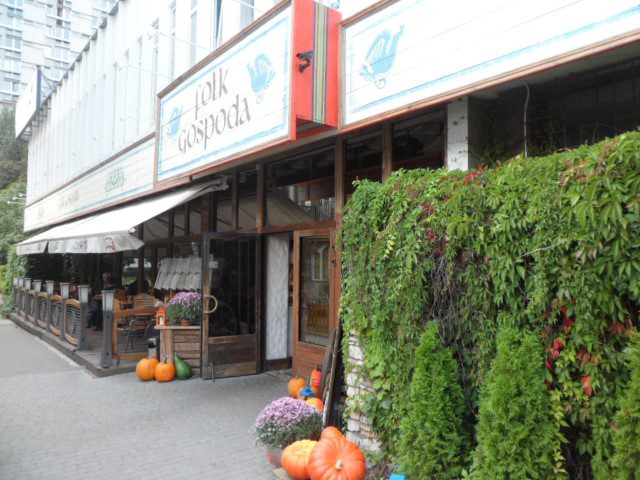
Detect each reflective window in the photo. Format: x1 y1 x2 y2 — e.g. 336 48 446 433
173 204 185 237
143 211 169 240
393 111 445 171
299 237 330 347
189 199 202 235
345 131 382 195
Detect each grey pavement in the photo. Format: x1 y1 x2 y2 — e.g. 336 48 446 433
0 319 286 480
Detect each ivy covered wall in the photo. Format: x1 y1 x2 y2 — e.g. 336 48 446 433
339 132 640 478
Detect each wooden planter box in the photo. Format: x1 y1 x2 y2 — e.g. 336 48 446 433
156 325 201 376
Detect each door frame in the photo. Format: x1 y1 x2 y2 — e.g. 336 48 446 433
292 228 339 377
201 232 264 379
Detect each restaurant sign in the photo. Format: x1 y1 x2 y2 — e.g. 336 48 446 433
342 0 640 127
156 6 292 183
23 137 155 231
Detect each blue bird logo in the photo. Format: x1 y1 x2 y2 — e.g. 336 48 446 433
247 53 276 104
167 106 182 139
360 26 404 89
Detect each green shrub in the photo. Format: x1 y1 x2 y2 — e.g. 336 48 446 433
0 264 6 294
611 332 640 479
472 326 559 480
398 321 468 479
2 245 25 316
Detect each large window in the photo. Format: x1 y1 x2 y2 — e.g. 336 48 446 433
266 148 335 228
299 237 330 347
345 131 382 195
393 111 445 171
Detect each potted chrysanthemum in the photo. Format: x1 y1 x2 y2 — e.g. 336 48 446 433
166 291 202 326
254 397 322 467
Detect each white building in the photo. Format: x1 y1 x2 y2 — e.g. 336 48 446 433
0 0 114 108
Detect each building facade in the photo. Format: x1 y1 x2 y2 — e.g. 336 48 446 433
0 0 114 108
15 0 640 378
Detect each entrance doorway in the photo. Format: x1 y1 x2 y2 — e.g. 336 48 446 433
293 229 338 377
202 233 262 378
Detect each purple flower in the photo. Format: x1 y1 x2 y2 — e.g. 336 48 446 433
254 397 322 448
255 397 317 429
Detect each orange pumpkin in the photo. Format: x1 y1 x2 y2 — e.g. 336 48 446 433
311 386 319 397
320 426 343 441
282 440 318 480
288 376 307 398
136 357 159 381
306 398 324 411
308 436 366 480
155 358 176 382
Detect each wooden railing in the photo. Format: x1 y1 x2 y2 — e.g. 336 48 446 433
63 299 82 346
36 293 48 329
48 295 64 336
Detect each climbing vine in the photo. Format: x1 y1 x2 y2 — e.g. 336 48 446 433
339 132 640 477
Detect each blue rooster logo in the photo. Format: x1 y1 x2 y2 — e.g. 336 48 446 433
247 53 276 104
360 26 404 89
166 106 182 139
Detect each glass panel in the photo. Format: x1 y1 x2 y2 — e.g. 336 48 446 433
143 211 169 240
122 251 138 294
189 199 203 235
393 111 445 170
238 169 257 230
345 131 382 195
173 204 186 237
208 237 256 337
267 148 335 227
299 237 330 347
216 198 232 231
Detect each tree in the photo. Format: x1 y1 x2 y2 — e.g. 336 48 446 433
397 321 469 479
0 106 28 189
472 325 559 480
611 332 640 479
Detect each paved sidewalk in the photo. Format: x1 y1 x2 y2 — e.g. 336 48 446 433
0 320 286 480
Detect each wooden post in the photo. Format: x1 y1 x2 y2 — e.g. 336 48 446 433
256 163 265 232
334 137 345 220
381 121 393 182
231 170 238 231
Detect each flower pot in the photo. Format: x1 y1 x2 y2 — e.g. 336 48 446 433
180 319 191 326
266 446 284 468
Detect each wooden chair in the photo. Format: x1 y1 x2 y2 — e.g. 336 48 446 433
112 299 158 362
133 293 156 309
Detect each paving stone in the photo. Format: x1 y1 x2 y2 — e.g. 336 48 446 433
0 322 286 479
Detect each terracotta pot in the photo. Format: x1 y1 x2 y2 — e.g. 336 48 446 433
181 319 191 326
266 446 284 468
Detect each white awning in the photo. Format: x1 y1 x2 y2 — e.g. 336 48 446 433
17 183 213 255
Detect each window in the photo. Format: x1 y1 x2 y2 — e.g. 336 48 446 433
345 131 382 195
143 211 169 240
169 3 176 80
188 199 202 235
266 147 335 227
173 204 186 237
393 111 445 171
238 169 257 230
299 237 330 347
189 1 197 66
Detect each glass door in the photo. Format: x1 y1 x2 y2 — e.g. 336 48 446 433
202 233 262 378
293 229 337 378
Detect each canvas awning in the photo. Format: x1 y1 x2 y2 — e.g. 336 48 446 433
17 183 214 255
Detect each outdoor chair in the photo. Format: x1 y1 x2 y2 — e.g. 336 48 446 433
113 299 158 357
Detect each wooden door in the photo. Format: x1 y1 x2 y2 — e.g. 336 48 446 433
202 233 263 378
293 229 338 378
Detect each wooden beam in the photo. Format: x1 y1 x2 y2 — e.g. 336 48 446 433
334 137 345 219
256 163 265 233
381 121 393 182
231 170 238 231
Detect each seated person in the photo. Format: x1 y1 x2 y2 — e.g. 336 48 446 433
87 272 121 331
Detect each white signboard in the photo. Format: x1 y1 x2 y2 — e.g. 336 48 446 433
343 0 640 126
156 6 292 183
24 138 155 231
15 69 41 138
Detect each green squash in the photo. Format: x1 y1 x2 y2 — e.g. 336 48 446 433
174 354 193 380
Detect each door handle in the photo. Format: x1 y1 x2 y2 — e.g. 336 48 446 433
203 294 219 314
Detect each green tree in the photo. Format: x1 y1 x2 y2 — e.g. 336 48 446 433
0 107 27 188
472 325 559 480
398 321 468 479
611 332 640 479
0 181 26 263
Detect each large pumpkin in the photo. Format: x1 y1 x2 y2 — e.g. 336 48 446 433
282 440 318 480
288 376 307 398
320 426 343 442
306 397 324 411
136 357 159 381
308 436 366 480
155 358 176 383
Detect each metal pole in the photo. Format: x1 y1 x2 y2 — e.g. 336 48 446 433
78 286 89 350
100 291 115 369
59 283 69 341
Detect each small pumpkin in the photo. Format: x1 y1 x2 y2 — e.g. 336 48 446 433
282 440 318 480
308 436 366 480
306 397 324 411
320 426 343 441
288 376 307 398
136 357 159 381
155 358 176 382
